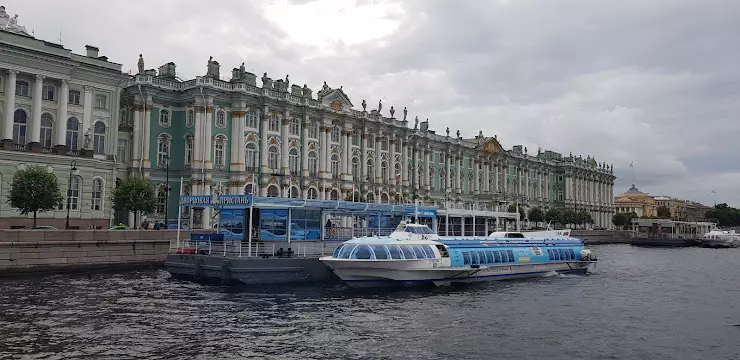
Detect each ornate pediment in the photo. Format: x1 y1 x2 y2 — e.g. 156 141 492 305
321 88 354 112
478 138 504 154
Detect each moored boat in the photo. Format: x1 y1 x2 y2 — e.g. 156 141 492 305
319 222 597 287
701 228 740 248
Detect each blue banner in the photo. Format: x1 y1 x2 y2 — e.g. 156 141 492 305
404 208 437 217
220 209 245 241
179 194 252 208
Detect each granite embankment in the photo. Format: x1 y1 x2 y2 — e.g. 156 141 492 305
570 230 632 245
0 230 209 276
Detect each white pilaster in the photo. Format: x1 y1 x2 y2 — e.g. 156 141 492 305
260 108 269 172
3 70 17 140
401 140 408 187
301 117 309 177
55 80 69 147
281 115 289 175
375 137 381 183
424 150 431 191
30 74 44 145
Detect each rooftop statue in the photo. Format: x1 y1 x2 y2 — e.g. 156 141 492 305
446 127 450 137
414 116 419 129
390 106 395 118
137 54 144 74
378 99 383 114
0 7 31 37
361 99 367 111
403 106 407 121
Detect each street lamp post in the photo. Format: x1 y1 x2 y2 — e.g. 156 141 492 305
65 160 79 230
163 155 170 229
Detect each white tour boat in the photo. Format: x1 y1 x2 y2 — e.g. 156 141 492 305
701 228 740 248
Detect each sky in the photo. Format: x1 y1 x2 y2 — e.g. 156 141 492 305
6 0 739 206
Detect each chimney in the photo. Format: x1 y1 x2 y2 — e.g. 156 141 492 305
85 45 99 58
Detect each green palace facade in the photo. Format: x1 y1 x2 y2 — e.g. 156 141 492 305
119 57 617 229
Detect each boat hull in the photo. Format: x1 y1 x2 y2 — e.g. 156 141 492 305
701 239 740 248
321 259 595 288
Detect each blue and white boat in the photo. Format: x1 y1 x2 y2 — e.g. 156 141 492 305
320 222 597 287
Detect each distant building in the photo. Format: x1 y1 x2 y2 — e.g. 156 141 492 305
684 201 711 222
653 195 687 220
614 185 656 218
0 7 125 229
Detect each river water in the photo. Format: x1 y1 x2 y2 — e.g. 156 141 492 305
1 244 738 360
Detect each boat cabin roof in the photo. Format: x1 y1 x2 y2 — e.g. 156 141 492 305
394 221 436 235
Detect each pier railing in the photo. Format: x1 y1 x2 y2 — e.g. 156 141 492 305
172 238 347 259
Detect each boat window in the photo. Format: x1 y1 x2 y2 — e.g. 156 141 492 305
435 245 448 258
338 245 355 259
558 249 566 260
421 227 435 235
484 251 493 264
506 250 514 262
422 245 436 258
351 245 374 260
493 251 501 263
462 251 471 265
372 245 390 260
400 245 416 259
506 233 525 238
568 249 576 260
411 245 427 259
333 244 344 258
471 251 480 265
387 245 404 259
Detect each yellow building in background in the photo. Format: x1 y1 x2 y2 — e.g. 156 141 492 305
614 185 657 217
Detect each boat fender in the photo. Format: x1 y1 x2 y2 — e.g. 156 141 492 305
579 249 593 261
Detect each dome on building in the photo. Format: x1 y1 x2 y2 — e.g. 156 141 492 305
624 184 644 195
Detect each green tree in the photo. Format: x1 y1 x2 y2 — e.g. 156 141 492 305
705 203 740 227
560 208 578 227
527 206 545 226
656 206 671 219
544 208 562 225
112 176 156 225
612 213 627 229
7 165 64 227
576 210 593 228
507 204 526 220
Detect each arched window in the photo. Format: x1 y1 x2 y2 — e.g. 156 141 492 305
381 193 389 203
40 113 53 148
268 145 280 171
244 183 256 194
157 134 171 167
351 157 360 180
91 178 103 211
331 126 340 142
289 186 300 198
68 176 81 210
308 150 318 176
12 109 27 146
330 189 339 201
268 114 280 132
93 121 106 155
308 122 318 138
159 109 170 126
307 188 318 200
156 189 166 214
366 192 374 202
289 148 299 175
66 117 80 151
381 161 388 183
214 135 226 168
246 143 258 169
394 162 401 182
246 110 258 128
266 185 279 197
186 109 194 127
366 159 375 181
184 135 193 166
290 119 300 135
440 171 446 189
216 110 226 127
330 153 340 176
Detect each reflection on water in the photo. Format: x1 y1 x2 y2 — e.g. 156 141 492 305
1 245 739 360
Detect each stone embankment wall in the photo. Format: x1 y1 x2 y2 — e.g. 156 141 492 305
0 230 209 275
570 230 632 244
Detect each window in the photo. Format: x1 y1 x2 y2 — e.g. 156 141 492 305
244 184 255 194
289 148 299 174
216 110 226 127
12 109 27 146
268 145 280 171
367 134 374 148
117 139 128 163
308 122 318 139
352 133 359 146
430 169 435 190
68 176 81 210
266 185 279 198
307 188 318 200
16 80 29 96
381 161 388 182
381 138 388 151
156 189 166 214
186 110 194 127
68 90 81 105
91 178 103 211
351 157 360 180
308 151 318 176
66 117 80 150
330 153 340 176
42 85 55 101
159 109 170 126
185 136 193 165
93 121 105 155
94 94 107 109
246 143 257 169
290 119 300 135
157 134 171 167
331 126 340 143
268 115 280 132
246 110 258 128
395 141 402 153
366 159 375 181
289 186 300 199
40 113 53 148
214 136 226 168
330 189 340 201
440 152 446 164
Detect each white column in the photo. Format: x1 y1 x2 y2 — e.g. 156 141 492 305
503 165 508 195
260 109 269 172
342 130 350 176
494 163 499 193
401 140 408 187
446 154 452 190
3 70 17 140
192 106 203 169
424 150 431 190
361 134 368 181
301 118 309 177
132 105 143 168
474 159 480 194
230 111 241 171
142 103 151 168
204 106 212 169
82 86 93 138
484 162 490 193
30 75 44 145
55 80 68 147
324 128 332 177
413 148 419 190
281 116 289 174
456 155 462 193
375 138 381 183
238 112 246 169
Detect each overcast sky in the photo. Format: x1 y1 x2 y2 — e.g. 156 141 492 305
7 0 739 206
